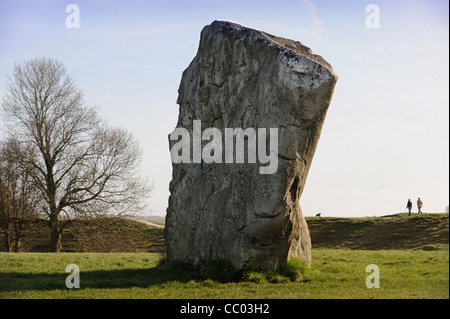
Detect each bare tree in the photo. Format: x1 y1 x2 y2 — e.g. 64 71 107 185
1 57 152 252
0 140 41 252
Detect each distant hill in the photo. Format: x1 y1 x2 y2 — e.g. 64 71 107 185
1 213 447 253
306 213 449 250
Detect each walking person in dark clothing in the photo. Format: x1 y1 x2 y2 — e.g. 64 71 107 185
406 199 413 216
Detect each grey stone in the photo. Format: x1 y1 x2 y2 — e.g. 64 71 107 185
165 20 337 270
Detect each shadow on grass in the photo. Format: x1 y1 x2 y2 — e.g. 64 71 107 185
0 267 197 292
0 258 308 292
0 259 244 292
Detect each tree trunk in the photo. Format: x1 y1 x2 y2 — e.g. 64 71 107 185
12 222 24 252
51 227 62 252
50 211 62 252
48 183 62 252
4 232 12 252
13 236 21 252
2 223 12 252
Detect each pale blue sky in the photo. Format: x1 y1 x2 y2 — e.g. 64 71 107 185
0 0 448 217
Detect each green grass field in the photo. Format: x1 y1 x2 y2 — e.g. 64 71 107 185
1 249 448 299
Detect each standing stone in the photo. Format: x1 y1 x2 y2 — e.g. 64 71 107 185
166 21 337 270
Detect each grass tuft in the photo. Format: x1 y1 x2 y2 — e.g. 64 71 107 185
242 271 267 283
277 258 307 282
241 258 309 283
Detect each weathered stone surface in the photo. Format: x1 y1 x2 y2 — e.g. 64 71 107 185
166 21 337 270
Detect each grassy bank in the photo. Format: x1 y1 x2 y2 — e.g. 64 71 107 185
1 249 448 299
2 213 447 253
306 213 449 250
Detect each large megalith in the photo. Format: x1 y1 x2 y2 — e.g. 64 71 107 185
165 21 337 270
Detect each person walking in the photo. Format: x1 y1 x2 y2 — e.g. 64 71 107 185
417 198 423 214
406 199 413 216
